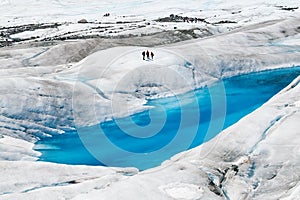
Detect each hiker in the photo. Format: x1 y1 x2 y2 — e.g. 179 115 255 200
150 51 154 60
146 50 150 60
142 51 146 60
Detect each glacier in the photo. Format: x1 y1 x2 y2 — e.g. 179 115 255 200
0 0 300 199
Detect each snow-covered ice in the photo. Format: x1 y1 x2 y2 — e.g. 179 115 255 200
1 74 299 200
2 15 299 131
0 0 300 199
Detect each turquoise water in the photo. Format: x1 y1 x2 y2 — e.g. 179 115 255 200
35 67 300 170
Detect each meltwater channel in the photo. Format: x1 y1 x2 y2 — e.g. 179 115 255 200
35 67 300 170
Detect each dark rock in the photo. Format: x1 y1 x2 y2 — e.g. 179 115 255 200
78 19 88 24
281 7 298 11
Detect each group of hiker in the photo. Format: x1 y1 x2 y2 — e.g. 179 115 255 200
142 50 154 61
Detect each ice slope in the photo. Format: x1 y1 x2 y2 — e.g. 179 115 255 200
0 136 40 161
0 15 300 141
1 73 299 200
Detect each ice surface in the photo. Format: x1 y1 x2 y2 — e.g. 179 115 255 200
0 0 300 199
1 76 299 199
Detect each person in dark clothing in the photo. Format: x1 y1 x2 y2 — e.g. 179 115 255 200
146 50 150 60
142 51 146 60
150 51 154 60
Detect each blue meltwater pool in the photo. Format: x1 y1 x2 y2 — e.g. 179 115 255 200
35 67 300 170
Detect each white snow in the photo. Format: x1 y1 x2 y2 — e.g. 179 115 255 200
1 0 299 43
0 136 40 161
159 183 204 199
0 0 300 199
1 0 299 26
